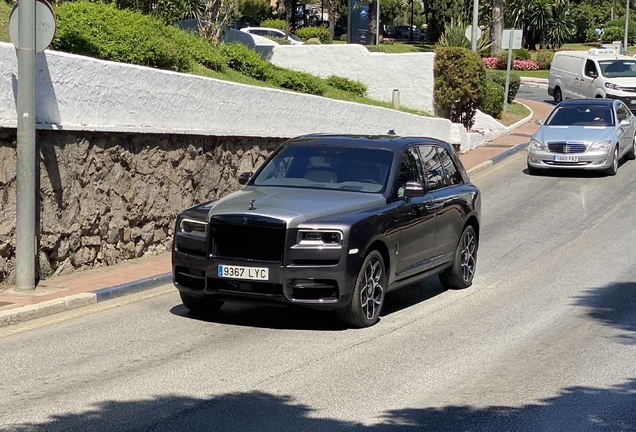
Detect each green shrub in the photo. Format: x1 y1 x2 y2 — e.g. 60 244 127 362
434 47 486 129
604 19 636 44
479 79 504 119
52 1 191 71
601 26 624 44
295 26 329 44
305 38 322 44
513 48 531 60
271 69 326 95
239 0 273 25
326 76 367 96
585 28 600 43
366 45 386 52
535 50 554 70
486 70 520 103
260 18 286 30
340 34 347 41
220 43 271 80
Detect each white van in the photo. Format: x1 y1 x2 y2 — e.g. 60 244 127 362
548 49 636 111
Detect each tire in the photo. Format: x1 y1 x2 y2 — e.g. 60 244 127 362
439 225 478 290
527 163 542 175
626 137 636 161
337 250 386 328
605 146 619 176
553 87 562 104
180 292 224 315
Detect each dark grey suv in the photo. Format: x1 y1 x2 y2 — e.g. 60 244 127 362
172 134 480 327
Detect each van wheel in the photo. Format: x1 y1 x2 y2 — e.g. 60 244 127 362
553 87 562 104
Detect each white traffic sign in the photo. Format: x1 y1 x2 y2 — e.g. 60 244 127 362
465 25 482 41
502 29 522 50
9 0 57 53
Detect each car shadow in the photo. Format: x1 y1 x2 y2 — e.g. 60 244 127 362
523 166 616 178
170 277 447 330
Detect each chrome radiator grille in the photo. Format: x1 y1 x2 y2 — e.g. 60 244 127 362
547 142 587 154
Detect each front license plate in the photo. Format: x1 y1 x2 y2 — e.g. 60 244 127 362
631 100 636 104
218 265 269 281
554 155 578 162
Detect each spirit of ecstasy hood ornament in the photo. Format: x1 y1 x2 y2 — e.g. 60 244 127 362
248 199 256 210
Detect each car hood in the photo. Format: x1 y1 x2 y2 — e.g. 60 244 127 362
533 125 616 144
202 187 386 228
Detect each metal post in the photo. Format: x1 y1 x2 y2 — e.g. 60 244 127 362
376 0 380 45
471 0 479 51
392 89 400 109
15 0 37 290
624 0 630 54
503 29 514 112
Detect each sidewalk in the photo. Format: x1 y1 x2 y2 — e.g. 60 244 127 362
0 99 554 328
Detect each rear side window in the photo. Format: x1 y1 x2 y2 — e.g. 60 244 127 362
418 145 445 191
437 148 463 186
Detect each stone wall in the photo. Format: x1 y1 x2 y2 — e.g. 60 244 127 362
0 129 284 285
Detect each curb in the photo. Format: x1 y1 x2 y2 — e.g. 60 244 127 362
0 272 173 328
467 143 529 176
520 77 548 89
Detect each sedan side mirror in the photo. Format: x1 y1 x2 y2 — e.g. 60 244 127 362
535 119 544 125
620 119 631 127
404 181 425 201
238 172 254 185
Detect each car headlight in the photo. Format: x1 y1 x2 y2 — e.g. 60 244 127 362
589 140 613 152
529 139 547 151
605 82 626 91
179 218 207 237
297 230 343 247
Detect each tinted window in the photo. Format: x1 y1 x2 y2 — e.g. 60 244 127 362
437 148 463 186
546 105 615 126
418 145 444 191
252 145 393 193
393 147 422 199
617 103 631 122
584 60 598 77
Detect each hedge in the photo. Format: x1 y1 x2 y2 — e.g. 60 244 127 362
486 70 520 104
479 80 504 119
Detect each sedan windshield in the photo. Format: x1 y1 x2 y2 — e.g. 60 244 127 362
599 60 636 78
545 105 615 127
252 145 393 193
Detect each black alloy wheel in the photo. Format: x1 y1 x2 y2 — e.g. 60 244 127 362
180 292 224 315
338 250 386 328
440 225 477 290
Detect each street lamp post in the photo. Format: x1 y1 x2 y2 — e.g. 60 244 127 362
624 0 630 54
471 0 479 51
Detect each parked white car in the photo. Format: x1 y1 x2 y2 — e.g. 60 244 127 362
240 27 305 45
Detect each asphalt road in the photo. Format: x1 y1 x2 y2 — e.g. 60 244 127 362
517 85 555 106
1 142 636 431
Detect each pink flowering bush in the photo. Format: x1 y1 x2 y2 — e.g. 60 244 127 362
513 59 539 70
482 57 498 69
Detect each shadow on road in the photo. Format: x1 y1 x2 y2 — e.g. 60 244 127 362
523 166 617 178
7 381 636 431
170 277 447 330
574 282 636 345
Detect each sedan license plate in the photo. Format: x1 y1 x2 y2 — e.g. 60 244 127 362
218 265 268 281
553 155 578 162
631 100 636 105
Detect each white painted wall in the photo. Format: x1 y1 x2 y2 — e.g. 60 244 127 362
0 42 508 151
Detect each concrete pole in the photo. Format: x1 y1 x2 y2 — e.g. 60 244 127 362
624 0 630 55
471 0 479 51
15 0 37 290
392 89 400 109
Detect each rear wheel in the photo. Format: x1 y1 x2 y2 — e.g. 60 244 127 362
338 250 386 328
553 87 562 104
180 292 224 315
605 146 619 176
440 226 478 290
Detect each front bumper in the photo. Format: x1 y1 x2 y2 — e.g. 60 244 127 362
527 149 613 170
172 247 361 309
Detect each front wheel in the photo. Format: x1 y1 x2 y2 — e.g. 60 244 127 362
180 292 224 315
338 250 386 328
553 87 562 104
439 226 478 290
626 137 636 161
605 146 619 176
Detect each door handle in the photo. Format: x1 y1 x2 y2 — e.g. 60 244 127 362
425 202 443 211
574 78 578 81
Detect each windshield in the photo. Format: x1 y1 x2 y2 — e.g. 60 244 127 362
252 145 394 193
545 105 615 127
599 60 636 78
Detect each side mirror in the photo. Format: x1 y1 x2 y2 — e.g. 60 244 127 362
588 70 598 78
620 119 631 127
404 181 425 201
535 119 544 125
238 172 253 185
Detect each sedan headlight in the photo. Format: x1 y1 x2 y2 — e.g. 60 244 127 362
529 139 547 151
589 140 613 152
297 230 343 247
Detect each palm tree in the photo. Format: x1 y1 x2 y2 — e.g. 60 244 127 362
490 0 504 56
